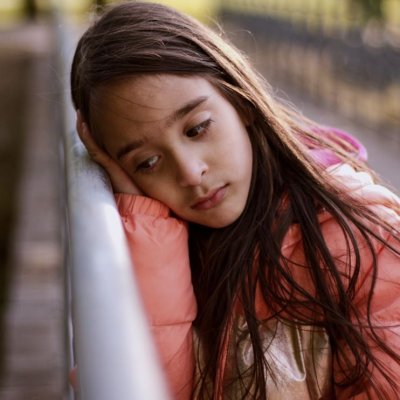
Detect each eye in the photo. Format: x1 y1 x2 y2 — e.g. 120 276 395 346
136 155 160 172
186 118 213 138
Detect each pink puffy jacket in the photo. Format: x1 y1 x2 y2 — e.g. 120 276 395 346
115 164 400 399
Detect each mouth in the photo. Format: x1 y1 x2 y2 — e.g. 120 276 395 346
191 184 228 210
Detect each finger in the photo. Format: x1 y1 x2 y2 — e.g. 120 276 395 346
76 113 107 162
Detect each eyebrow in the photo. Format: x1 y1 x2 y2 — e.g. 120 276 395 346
165 95 208 127
116 95 209 160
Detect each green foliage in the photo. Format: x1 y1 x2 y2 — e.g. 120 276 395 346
351 0 384 21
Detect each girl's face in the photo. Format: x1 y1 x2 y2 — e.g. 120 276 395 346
92 75 253 228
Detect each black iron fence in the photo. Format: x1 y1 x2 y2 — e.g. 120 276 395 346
219 0 400 133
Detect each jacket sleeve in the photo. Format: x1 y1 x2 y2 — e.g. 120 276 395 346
115 194 197 400
327 165 400 399
333 232 400 399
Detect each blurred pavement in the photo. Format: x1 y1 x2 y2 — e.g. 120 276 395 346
0 23 65 399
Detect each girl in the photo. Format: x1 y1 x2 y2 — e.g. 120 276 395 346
70 2 400 399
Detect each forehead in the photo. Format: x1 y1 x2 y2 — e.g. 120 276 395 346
91 74 216 125
89 74 228 155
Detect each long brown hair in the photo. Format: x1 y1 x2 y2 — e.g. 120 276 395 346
71 2 400 398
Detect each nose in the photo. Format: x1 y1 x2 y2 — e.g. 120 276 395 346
175 152 208 187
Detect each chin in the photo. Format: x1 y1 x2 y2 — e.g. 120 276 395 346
197 211 243 229
201 221 231 229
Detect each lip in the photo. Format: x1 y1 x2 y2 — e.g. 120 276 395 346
191 185 228 210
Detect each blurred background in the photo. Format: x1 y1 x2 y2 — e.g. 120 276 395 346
0 0 399 398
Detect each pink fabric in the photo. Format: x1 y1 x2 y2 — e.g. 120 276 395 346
115 194 196 399
115 164 400 399
309 127 368 167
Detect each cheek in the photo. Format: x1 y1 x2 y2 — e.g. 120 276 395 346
138 178 175 204
234 132 253 173
120 162 169 201
246 140 254 172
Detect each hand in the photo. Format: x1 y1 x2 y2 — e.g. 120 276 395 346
76 111 142 195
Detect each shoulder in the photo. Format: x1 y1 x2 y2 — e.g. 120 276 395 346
283 163 400 257
326 163 400 219
280 164 400 315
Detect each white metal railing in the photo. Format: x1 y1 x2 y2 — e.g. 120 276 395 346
54 11 171 400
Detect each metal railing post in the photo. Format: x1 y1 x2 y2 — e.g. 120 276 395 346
54 11 171 400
